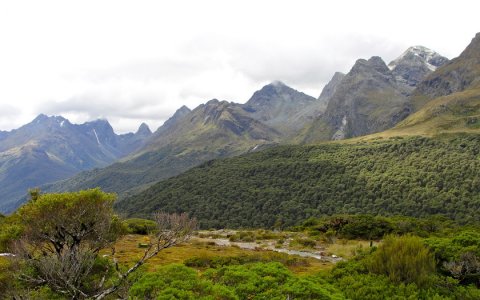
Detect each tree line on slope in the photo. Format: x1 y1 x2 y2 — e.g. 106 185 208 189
117 134 480 228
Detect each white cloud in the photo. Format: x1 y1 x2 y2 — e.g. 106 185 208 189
0 104 21 131
0 0 478 132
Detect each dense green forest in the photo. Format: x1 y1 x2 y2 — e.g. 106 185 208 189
117 134 480 228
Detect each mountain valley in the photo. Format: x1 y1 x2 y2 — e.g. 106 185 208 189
1 34 478 220
1 25 480 299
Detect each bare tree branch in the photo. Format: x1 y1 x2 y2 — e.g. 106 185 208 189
92 212 197 300
14 189 197 299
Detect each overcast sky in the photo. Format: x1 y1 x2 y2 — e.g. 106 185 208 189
0 0 478 133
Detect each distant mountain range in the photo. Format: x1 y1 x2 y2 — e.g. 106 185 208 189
0 115 151 212
38 98 282 206
3 33 479 214
116 33 480 228
37 81 340 205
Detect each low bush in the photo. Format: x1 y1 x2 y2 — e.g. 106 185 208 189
123 218 157 235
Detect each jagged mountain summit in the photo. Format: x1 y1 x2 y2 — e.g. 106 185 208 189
116 122 153 155
136 123 152 136
244 81 316 119
372 32 480 137
0 115 152 212
388 46 449 87
318 72 345 102
300 45 448 142
327 56 410 139
411 32 480 109
151 105 191 138
242 81 319 135
389 46 448 71
301 56 411 141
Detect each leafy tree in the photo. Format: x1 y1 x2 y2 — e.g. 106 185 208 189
14 189 120 298
12 189 196 299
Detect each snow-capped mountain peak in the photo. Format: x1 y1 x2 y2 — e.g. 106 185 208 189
388 46 448 71
388 46 449 87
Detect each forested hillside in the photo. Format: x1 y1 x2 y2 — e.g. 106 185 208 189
117 134 480 228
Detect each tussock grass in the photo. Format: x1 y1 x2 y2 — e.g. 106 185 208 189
108 234 333 275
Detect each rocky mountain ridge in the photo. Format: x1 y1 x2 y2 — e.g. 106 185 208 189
411 33 480 109
301 46 450 142
242 81 320 135
0 115 152 212
38 99 281 207
389 45 449 87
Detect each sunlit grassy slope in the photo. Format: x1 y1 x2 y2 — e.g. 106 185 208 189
356 87 480 140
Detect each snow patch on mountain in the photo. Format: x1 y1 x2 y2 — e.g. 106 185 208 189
93 129 101 145
388 46 446 71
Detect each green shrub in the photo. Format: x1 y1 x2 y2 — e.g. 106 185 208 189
0 214 23 252
368 235 435 287
184 253 310 269
426 230 480 285
129 264 237 299
292 237 317 248
123 218 157 235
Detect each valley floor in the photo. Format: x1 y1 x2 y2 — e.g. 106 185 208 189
109 230 371 275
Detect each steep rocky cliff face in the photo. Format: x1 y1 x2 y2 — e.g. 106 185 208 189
389 46 448 88
242 81 319 135
300 45 448 142
412 33 480 110
318 72 346 102
327 56 410 139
